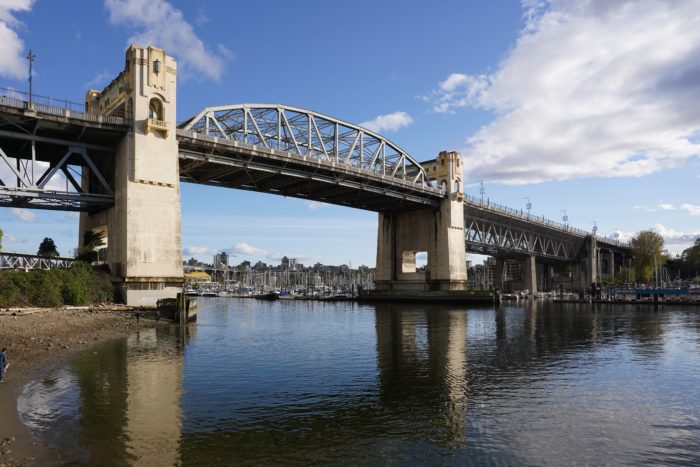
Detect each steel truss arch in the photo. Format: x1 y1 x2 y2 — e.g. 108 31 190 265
179 104 432 187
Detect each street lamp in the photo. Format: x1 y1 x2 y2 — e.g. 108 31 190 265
590 221 598 236
26 49 36 108
560 209 568 226
522 197 532 217
478 180 485 204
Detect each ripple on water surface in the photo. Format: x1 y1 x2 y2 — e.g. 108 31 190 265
18 300 700 466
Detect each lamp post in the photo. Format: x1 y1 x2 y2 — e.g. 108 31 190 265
560 209 568 228
522 197 532 217
478 180 485 204
26 49 36 108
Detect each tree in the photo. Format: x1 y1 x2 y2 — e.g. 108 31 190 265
78 229 106 262
37 237 59 257
631 230 665 283
83 229 105 252
680 238 700 279
0 227 3 251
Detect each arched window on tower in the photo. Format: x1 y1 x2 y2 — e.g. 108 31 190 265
148 98 163 121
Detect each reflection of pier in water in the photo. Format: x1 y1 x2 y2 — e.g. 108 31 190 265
66 302 684 464
74 325 193 465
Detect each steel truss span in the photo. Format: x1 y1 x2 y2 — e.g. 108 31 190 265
179 104 433 187
465 217 577 260
0 252 78 270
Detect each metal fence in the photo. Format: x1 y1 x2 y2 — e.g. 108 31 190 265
0 87 128 126
463 193 630 247
0 251 79 270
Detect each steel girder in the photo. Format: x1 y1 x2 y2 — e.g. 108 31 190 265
0 133 114 212
0 252 78 270
179 104 433 188
465 217 578 261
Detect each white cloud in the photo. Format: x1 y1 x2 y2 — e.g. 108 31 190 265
83 70 113 89
651 223 700 245
305 200 327 210
10 208 36 221
233 242 269 258
104 0 229 81
0 0 33 80
183 246 216 256
680 203 700 216
360 111 413 134
658 203 675 210
4 233 26 244
427 0 700 184
613 224 700 253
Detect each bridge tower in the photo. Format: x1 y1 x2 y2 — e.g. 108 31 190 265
80 45 183 306
375 151 468 292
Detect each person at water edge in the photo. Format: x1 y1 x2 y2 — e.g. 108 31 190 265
0 348 8 383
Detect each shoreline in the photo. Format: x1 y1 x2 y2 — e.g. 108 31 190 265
0 306 164 466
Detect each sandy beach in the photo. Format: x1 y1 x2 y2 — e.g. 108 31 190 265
0 306 160 466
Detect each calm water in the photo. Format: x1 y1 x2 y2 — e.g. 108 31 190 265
19 299 700 466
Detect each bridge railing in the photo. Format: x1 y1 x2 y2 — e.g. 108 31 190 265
0 87 129 127
463 193 630 247
0 251 80 271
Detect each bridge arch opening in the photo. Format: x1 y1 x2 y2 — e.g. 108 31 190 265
401 250 428 273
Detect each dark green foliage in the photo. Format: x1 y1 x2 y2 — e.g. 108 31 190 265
0 262 114 308
38 237 59 257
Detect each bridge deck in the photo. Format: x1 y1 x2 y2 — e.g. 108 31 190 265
177 129 444 212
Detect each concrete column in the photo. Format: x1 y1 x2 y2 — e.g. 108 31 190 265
524 255 537 294
374 151 467 292
430 151 468 291
81 45 183 306
610 251 616 279
587 236 598 287
495 258 505 289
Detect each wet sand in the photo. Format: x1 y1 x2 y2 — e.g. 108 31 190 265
0 306 160 466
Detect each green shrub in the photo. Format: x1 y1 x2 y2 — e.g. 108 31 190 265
0 262 115 308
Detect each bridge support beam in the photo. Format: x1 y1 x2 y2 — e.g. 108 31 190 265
80 46 183 306
495 258 505 290
375 151 467 292
524 255 537 294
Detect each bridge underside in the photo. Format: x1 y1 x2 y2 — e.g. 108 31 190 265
0 103 125 211
178 134 442 212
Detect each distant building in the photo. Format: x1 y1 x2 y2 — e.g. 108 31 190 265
220 251 229 267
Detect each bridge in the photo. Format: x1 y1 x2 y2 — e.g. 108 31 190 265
0 45 631 305
0 251 79 270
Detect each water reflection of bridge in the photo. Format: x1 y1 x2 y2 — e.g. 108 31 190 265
65 302 682 464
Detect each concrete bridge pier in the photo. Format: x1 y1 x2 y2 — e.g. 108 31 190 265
523 255 537 294
79 45 183 306
375 151 468 292
495 258 505 290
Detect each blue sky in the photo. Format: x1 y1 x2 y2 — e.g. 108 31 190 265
1 0 699 266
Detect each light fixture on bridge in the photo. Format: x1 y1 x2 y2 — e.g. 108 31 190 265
560 209 568 226
26 49 36 107
590 221 598 236
478 180 485 204
522 197 532 216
